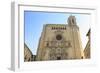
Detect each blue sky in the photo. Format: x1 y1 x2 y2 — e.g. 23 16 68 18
24 11 90 55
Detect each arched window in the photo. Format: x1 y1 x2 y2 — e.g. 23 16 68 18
46 42 49 47
72 18 74 24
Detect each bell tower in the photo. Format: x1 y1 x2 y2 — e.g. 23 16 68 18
67 15 84 59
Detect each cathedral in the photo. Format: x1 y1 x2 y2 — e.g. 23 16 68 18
36 15 84 61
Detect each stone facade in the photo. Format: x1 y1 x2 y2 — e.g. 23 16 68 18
84 29 90 58
24 43 34 62
36 15 84 61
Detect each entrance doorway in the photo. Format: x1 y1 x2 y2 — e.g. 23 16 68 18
57 57 61 60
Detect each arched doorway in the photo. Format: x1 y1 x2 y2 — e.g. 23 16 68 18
57 56 61 60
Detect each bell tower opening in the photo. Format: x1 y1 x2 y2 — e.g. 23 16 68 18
68 15 76 25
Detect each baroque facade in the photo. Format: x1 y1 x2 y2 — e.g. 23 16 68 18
36 15 84 61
